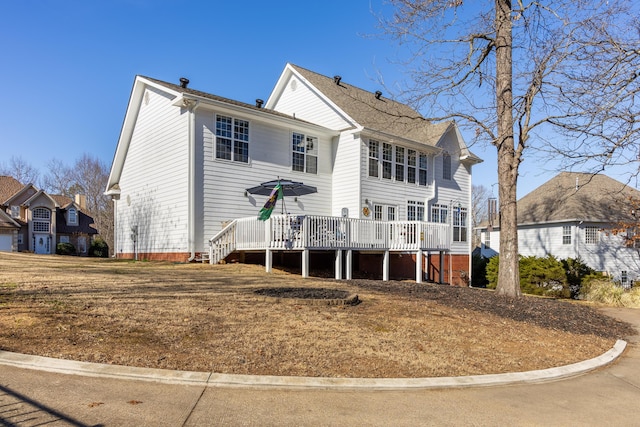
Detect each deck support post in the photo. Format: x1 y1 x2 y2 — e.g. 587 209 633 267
416 249 423 284
265 249 272 273
383 250 389 281
302 249 309 278
439 251 445 284
345 250 352 280
335 249 342 280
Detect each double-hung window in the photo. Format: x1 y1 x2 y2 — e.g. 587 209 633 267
407 200 425 221
216 115 249 163
407 150 417 184
382 143 393 180
368 140 379 178
453 206 468 242
431 204 448 224
443 153 452 180
395 147 405 182
418 154 428 186
292 133 318 174
562 225 571 245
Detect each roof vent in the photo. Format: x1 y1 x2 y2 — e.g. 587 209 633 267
374 90 383 100
179 77 189 88
333 75 342 85
255 99 264 108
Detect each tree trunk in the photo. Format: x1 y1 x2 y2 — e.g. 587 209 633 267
494 0 521 297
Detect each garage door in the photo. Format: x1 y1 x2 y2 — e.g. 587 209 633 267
0 234 13 251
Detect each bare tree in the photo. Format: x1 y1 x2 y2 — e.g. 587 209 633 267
379 0 640 297
0 156 39 185
41 158 74 196
68 154 114 255
471 184 492 247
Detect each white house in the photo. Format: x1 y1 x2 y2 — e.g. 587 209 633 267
105 64 482 284
477 172 640 286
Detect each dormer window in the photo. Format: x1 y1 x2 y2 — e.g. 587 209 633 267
68 207 78 225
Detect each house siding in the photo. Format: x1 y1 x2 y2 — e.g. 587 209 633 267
199 105 333 250
271 74 353 131
115 86 190 256
331 132 361 218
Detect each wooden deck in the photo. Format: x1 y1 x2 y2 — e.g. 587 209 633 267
209 215 451 282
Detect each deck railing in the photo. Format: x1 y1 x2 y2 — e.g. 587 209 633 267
210 215 450 264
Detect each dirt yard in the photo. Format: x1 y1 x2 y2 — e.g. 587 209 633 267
0 252 634 378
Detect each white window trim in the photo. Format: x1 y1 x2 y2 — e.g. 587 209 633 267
368 138 429 186
214 114 250 163
292 132 318 174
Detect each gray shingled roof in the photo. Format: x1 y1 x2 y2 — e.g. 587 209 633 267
518 172 640 224
290 64 452 147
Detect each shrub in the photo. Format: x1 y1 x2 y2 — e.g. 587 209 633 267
485 254 570 298
56 242 76 256
89 237 109 258
581 279 640 308
562 257 603 299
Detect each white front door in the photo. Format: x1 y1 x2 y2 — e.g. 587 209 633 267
34 234 49 254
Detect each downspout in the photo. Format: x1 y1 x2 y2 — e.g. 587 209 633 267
187 99 201 261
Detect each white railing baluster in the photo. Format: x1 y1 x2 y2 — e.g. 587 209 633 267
209 215 451 260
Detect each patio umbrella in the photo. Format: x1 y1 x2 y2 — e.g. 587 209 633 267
246 179 317 214
246 179 318 197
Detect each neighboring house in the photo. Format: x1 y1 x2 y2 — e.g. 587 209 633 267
105 63 482 284
477 172 640 285
0 176 98 255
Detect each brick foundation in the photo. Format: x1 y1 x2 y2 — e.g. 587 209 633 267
117 252 194 263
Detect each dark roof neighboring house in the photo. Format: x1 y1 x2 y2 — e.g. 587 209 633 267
517 172 640 225
0 176 25 204
51 194 98 235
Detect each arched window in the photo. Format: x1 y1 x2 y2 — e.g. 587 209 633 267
68 207 78 225
33 207 51 232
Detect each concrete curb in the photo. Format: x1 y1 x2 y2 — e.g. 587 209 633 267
0 339 626 390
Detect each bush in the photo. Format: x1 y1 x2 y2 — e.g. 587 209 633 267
562 257 603 298
56 242 76 255
486 254 570 298
89 237 109 258
581 279 640 307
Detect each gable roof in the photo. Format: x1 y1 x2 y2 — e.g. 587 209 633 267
518 172 640 224
0 209 20 229
0 176 25 204
286 64 454 148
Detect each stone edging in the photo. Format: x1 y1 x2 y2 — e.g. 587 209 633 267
0 339 626 390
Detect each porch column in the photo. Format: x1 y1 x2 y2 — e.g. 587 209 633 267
302 248 309 278
335 249 342 280
439 251 445 284
265 249 272 273
383 250 389 281
345 249 353 280
416 249 423 284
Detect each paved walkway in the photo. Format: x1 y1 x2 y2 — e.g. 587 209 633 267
1 307 639 426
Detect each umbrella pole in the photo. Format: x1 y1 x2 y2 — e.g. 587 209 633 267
281 195 287 215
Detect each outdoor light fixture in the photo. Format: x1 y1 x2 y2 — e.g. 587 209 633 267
244 191 248 197
365 198 369 204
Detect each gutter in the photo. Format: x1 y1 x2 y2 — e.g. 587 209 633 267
186 98 201 261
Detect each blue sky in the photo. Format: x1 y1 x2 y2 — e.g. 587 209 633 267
1 1 635 199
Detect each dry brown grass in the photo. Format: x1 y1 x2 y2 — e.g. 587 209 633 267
0 252 633 378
